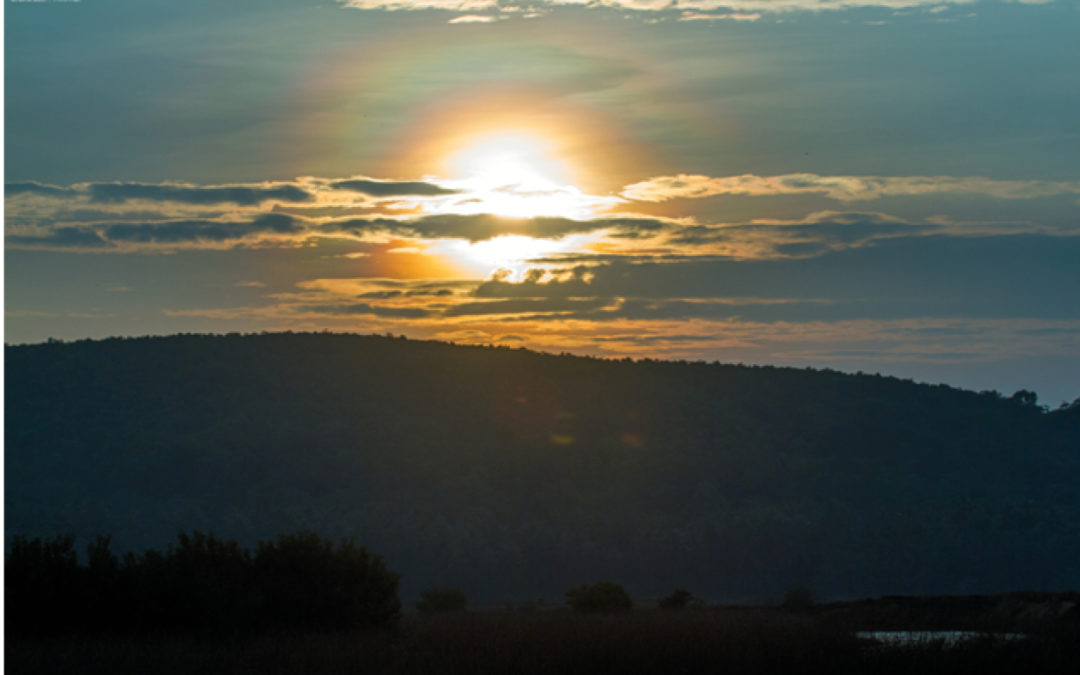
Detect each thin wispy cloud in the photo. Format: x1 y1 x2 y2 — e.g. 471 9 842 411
339 0 1039 21
622 174 1080 202
677 11 763 20
449 14 505 23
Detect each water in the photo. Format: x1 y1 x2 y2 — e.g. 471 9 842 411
856 631 1026 647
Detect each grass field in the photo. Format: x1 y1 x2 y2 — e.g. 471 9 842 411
7 607 1078 675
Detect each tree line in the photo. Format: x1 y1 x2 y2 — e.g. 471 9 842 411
7 529 724 635
5 531 401 635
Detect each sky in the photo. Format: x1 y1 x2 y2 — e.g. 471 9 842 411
4 0 1079 405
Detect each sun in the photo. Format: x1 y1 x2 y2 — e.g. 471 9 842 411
425 130 618 220
447 132 568 191
415 128 622 278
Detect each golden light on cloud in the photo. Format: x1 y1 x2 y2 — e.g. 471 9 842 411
431 234 576 279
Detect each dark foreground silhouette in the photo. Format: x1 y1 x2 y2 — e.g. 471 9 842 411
5 532 400 635
7 332 1080 602
7 531 1079 674
7 603 1080 675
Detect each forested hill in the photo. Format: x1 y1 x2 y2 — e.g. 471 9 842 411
6 333 1080 603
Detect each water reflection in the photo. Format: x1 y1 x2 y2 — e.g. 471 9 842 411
856 631 1026 647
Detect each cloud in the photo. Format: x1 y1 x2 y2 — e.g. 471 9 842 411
443 297 615 316
5 177 464 212
6 180 316 207
665 211 939 258
85 182 316 206
295 277 477 297
9 189 1072 270
5 182 76 198
622 173 1080 203
678 11 762 20
342 0 498 9
6 226 113 250
328 178 461 197
8 170 1074 266
337 0 1018 20
324 213 671 243
7 214 306 251
448 14 503 23
103 213 302 244
5 174 633 250
308 303 435 318
231 229 1079 330
471 233 1080 319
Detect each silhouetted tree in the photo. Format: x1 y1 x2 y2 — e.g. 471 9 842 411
167 531 255 631
416 586 467 612
254 531 400 630
5 534 80 634
83 534 122 629
566 582 632 612
658 588 696 610
5 530 400 635
1010 389 1040 408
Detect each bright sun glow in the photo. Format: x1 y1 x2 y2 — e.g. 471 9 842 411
464 234 562 268
426 131 618 220
448 132 567 190
430 235 565 280
418 130 622 279
428 231 600 280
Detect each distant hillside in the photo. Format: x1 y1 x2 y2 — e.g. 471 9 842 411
6 333 1079 603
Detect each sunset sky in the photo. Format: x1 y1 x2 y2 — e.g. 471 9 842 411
5 0 1079 404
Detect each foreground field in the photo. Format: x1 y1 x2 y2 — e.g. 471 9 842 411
8 607 1079 675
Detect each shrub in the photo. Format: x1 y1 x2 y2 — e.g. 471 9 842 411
566 581 632 612
416 586 468 613
658 588 695 610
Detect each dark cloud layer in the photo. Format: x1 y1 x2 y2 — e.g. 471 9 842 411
309 303 433 319
329 179 460 197
671 212 938 257
442 297 613 317
6 226 112 249
88 183 315 206
474 234 1080 321
8 214 303 249
6 181 75 198
327 214 670 242
6 181 315 206
104 213 302 243
6 178 465 205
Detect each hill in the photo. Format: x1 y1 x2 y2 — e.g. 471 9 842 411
5 332 1079 603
